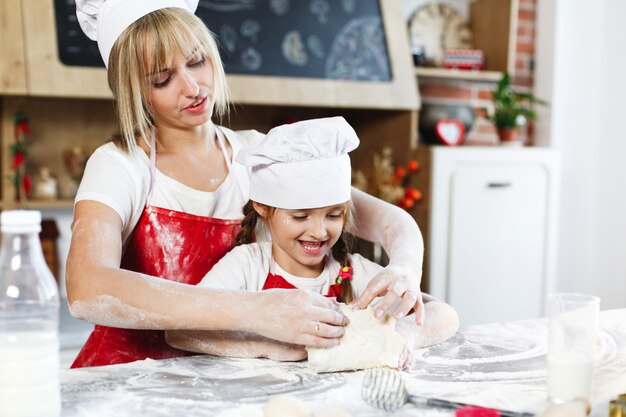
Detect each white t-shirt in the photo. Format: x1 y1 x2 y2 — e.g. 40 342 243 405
197 241 383 298
75 127 262 247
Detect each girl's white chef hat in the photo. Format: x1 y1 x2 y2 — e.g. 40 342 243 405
236 117 360 210
76 0 199 67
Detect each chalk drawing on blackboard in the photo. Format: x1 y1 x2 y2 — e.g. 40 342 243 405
54 0 392 78
199 0 256 12
219 25 238 54
282 31 308 66
240 19 261 42
269 0 290 15
325 17 390 81
241 47 263 71
307 35 325 59
341 0 357 14
309 0 330 24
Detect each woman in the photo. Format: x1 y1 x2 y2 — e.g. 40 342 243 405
68 0 425 368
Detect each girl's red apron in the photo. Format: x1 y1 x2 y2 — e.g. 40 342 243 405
72 130 244 368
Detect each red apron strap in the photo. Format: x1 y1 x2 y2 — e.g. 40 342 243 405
262 272 342 298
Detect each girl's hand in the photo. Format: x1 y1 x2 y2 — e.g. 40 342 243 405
395 318 417 370
398 345 415 371
351 265 425 325
249 289 350 348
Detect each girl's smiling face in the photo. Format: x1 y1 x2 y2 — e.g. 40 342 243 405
254 203 347 278
148 50 216 130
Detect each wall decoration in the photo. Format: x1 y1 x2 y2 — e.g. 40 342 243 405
419 102 475 145
32 167 58 200
10 111 32 203
435 119 466 146
408 2 473 67
352 147 422 211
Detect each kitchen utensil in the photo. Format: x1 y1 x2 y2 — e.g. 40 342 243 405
361 368 534 416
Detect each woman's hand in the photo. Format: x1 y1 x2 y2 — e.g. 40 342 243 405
247 289 349 349
351 266 425 325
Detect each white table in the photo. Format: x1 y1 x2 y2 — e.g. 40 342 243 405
61 309 626 416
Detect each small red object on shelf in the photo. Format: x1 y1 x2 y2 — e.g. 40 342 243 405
443 49 485 70
435 119 466 146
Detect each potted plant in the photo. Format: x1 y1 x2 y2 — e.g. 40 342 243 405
492 72 547 145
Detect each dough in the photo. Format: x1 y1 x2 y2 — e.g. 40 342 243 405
264 394 310 417
306 305 404 373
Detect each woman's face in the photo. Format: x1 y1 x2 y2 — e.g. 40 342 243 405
148 50 216 130
256 203 347 278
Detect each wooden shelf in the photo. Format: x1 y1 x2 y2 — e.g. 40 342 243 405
415 67 502 82
14 200 74 209
410 0 518 83
0 0 27 94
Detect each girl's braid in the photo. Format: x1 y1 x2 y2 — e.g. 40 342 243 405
332 232 354 303
235 200 258 246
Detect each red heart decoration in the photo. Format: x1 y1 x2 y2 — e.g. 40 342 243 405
435 119 466 146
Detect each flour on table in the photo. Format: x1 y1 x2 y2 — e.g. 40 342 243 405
264 395 310 417
307 305 404 373
227 357 306 382
313 409 353 417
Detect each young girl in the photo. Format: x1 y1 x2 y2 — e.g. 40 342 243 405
166 117 459 367
68 0 427 368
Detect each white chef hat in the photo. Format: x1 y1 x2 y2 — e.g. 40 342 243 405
236 117 359 210
76 0 199 67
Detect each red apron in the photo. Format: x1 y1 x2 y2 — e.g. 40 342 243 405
72 129 243 368
262 272 342 298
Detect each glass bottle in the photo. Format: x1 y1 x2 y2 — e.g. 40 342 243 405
0 210 61 417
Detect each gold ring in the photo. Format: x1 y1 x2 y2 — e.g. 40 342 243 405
315 322 320 333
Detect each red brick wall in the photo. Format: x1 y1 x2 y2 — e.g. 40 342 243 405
417 0 537 145
515 0 536 88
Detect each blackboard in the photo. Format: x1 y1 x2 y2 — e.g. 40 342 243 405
54 0 392 82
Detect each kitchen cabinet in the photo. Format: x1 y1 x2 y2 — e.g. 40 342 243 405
0 0 27 94
413 147 558 326
413 0 519 81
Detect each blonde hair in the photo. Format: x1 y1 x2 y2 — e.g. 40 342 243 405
107 8 231 153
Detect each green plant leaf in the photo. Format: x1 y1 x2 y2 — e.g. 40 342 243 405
491 73 548 129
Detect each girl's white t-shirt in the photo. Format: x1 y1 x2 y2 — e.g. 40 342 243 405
197 241 383 298
75 127 262 247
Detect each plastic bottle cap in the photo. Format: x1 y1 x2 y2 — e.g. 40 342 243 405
1 210 42 233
